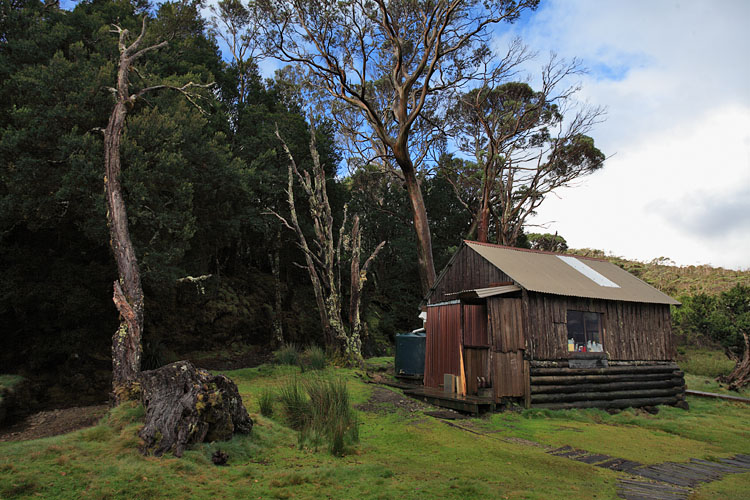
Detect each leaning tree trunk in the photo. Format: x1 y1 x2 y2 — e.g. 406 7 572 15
105 49 146 403
138 361 253 457
400 164 436 296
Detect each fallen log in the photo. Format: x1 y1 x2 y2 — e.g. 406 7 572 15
531 387 683 404
137 361 252 457
533 395 680 410
530 364 679 376
531 372 680 385
531 378 685 395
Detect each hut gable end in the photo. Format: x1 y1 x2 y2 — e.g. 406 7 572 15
427 245 512 304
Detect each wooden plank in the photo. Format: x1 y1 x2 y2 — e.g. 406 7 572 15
531 365 678 376
532 387 683 404
531 372 679 385
523 359 531 409
685 390 750 404
533 395 679 410
532 378 685 394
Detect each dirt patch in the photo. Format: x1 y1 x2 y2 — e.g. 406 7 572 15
0 404 108 442
355 387 431 414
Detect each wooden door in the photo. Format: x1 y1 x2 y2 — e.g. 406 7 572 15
462 303 490 395
488 298 526 399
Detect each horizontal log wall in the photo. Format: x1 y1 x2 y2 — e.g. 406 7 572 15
526 293 675 361
429 246 512 304
529 363 686 410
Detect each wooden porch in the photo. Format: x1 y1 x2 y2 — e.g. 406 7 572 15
403 386 496 416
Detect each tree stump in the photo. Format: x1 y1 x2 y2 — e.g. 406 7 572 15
137 361 252 457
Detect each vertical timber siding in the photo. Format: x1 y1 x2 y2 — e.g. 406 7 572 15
463 304 488 346
488 298 526 398
526 292 675 361
428 246 512 304
424 304 462 389
463 303 489 395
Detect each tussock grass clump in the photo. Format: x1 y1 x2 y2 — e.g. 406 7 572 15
278 376 359 455
301 345 326 370
278 379 310 431
274 343 301 366
303 376 358 455
258 388 275 417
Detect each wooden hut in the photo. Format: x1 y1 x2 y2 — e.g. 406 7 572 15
418 241 686 411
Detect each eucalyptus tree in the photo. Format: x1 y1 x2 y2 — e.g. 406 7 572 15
259 0 539 294
445 56 606 245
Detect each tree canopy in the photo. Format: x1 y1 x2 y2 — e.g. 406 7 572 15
1 0 612 404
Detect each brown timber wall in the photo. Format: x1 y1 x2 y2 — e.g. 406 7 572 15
525 292 675 361
428 246 512 304
488 298 526 398
424 303 461 389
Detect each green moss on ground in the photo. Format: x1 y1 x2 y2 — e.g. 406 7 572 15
1 363 748 499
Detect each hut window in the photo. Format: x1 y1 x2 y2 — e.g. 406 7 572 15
566 311 603 352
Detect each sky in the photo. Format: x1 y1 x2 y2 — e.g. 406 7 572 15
60 0 749 269
493 0 750 270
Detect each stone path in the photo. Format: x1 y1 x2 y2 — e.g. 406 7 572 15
547 446 750 499
426 403 750 499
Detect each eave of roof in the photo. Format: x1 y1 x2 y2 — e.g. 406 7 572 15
464 241 680 306
445 284 522 300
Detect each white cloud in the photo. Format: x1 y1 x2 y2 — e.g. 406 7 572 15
496 0 750 269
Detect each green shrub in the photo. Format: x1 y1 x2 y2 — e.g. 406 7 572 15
679 348 735 378
258 388 275 417
301 346 326 370
274 343 301 366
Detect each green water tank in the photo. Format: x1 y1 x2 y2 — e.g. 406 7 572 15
395 331 426 378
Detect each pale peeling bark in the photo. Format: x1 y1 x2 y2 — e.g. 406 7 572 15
349 216 386 359
270 126 384 364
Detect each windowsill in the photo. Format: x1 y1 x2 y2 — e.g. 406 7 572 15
567 352 607 359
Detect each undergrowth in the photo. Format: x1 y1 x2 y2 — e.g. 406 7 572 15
278 376 358 455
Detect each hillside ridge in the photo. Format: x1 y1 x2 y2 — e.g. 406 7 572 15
567 249 750 297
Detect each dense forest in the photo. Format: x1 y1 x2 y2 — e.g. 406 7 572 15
3 0 746 417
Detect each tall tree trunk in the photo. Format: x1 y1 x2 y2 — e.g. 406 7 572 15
398 156 436 296
105 51 145 403
477 180 492 243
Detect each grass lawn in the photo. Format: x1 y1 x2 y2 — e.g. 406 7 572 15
1 361 749 499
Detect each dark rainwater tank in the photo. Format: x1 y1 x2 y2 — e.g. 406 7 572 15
395 331 426 378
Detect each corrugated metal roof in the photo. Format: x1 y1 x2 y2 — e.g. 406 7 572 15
465 241 680 305
446 284 522 300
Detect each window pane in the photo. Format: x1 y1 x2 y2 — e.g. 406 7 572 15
566 311 585 351
584 312 601 344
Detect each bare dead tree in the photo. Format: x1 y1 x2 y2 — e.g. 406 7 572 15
260 0 538 294
445 54 606 245
269 125 384 364
104 18 212 402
